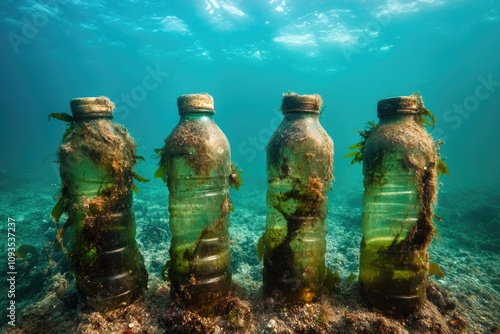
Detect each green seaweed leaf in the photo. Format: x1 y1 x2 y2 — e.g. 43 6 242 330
97 184 114 197
82 246 98 266
412 92 436 129
437 159 450 176
229 162 243 190
348 143 361 150
325 268 341 293
343 151 358 158
135 155 145 161
344 121 376 164
434 139 450 177
433 213 443 222
62 127 72 139
133 172 149 183
131 173 149 194
51 197 64 223
346 272 357 284
154 165 167 182
154 146 168 182
257 233 265 262
420 106 436 129
429 262 444 278
48 112 74 122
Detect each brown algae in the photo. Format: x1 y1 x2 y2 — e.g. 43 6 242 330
51 96 147 312
262 92 334 304
353 93 446 315
155 93 234 316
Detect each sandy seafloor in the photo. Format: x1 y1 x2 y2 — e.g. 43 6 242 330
0 173 499 334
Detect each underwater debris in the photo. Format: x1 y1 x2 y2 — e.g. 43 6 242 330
263 92 334 304
51 96 147 312
358 94 441 316
155 93 232 316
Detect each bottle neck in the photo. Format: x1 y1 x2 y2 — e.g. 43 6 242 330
180 110 214 120
378 113 418 124
283 111 319 120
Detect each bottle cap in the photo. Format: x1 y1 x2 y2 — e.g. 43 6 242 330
281 92 322 113
377 96 419 117
177 93 215 114
70 96 115 119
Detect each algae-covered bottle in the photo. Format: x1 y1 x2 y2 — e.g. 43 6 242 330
155 93 232 315
262 92 333 303
359 95 438 315
52 96 147 312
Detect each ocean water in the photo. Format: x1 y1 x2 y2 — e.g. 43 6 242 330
0 0 499 333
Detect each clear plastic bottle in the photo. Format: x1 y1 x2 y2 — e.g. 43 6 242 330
54 96 147 312
359 95 438 315
263 92 333 303
156 93 232 315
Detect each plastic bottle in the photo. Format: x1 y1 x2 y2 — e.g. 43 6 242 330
156 93 232 315
53 96 147 312
359 95 438 315
263 92 333 303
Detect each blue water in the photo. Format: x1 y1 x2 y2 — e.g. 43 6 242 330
1 0 499 186
0 0 499 332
